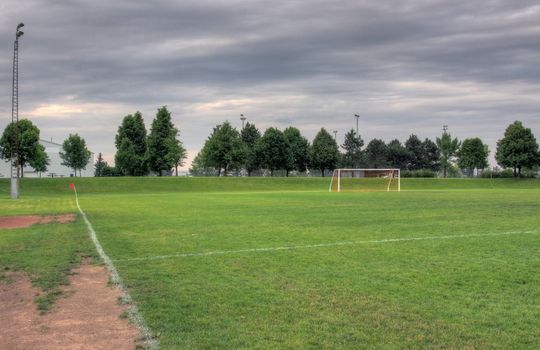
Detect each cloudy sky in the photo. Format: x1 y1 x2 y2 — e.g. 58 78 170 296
1 0 539 169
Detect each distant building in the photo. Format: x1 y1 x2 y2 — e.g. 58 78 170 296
0 139 94 178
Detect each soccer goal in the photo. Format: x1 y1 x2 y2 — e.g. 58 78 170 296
329 169 401 192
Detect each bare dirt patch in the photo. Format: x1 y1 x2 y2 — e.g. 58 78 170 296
0 264 141 349
0 214 76 229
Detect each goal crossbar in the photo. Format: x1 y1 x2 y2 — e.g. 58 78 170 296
329 168 401 192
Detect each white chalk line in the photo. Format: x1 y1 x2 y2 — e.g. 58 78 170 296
112 230 539 263
73 188 159 350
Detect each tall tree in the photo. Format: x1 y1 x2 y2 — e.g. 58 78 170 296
365 139 388 168
436 130 460 177
241 122 261 176
94 152 108 177
115 112 148 176
458 138 489 176
404 134 423 170
256 127 292 176
201 121 245 176
341 129 364 168
0 119 48 177
147 106 180 176
309 128 339 177
386 139 409 169
60 134 91 177
29 147 49 176
420 138 440 171
496 121 539 177
115 138 137 175
165 131 187 176
283 126 310 175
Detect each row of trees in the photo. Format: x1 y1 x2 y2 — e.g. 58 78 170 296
348 131 487 177
1 116 537 178
96 106 187 176
192 122 341 177
0 119 91 176
192 120 539 177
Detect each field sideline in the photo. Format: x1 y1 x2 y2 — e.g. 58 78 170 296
1 177 540 349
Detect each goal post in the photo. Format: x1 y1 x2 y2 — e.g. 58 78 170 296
329 169 401 192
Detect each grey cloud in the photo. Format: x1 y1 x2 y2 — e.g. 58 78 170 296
0 0 539 167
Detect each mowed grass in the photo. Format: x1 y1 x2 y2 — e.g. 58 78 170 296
1 177 540 348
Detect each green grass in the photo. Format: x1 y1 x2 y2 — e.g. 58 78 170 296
1 177 540 348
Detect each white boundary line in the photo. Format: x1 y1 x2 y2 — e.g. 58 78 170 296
113 230 539 263
73 187 159 350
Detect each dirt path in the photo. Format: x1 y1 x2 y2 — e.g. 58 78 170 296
0 214 76 229
0 264 141 350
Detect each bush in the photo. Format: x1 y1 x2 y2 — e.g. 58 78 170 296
101 165 122 177
401 169 437 178
480 169 515 178
521 167 539 178
499 169 515 178
445 165 463 178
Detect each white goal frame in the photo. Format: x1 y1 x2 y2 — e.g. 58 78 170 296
329 168 401 192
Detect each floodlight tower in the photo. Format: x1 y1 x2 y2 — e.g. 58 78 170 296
10 23 24 199
240 114 246 129
354 114 360 136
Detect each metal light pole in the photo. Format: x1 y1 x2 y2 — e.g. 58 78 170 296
354 114 360 136
240 114 246 129
11 23 24 199
333 130 338 141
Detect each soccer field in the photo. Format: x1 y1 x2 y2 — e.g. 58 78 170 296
1 177 540 349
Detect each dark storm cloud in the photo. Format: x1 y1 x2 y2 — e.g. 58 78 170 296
0 0 539 167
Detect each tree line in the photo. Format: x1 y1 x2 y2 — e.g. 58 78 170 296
1 115 538 178
95 106 187 176
191 120 540 178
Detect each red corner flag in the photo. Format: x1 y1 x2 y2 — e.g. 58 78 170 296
69 183 75 189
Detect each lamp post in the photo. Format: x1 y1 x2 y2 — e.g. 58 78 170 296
240 114 246 129
11 22 24 199
354 114 360 136
333 130 338 141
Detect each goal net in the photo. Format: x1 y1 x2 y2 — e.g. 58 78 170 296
329 169 401 192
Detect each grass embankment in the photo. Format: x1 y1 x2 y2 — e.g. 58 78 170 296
0 176 539 198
